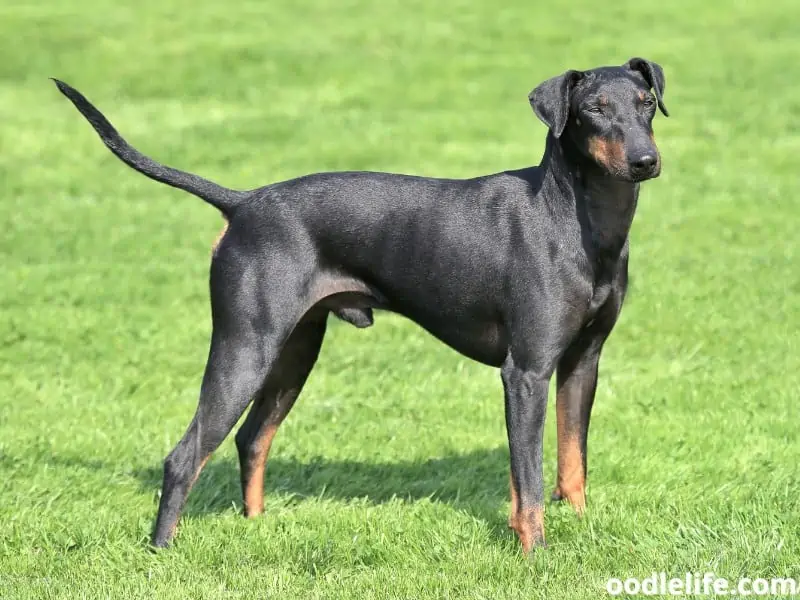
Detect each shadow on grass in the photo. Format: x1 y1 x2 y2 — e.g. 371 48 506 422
147 447 510 534
43 446 513 538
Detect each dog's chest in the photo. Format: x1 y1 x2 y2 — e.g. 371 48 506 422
583 251 625 323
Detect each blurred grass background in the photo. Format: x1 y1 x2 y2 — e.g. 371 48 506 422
1 0 799 598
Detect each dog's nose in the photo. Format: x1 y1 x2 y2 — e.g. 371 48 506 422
630 154 657 171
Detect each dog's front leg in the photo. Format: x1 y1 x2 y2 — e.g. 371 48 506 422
552 290 624 514
502 355 551 552
552 344 600 514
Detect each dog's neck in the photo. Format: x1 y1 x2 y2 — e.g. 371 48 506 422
540 132 638 263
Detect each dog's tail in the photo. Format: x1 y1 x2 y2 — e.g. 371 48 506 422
52 79 248 215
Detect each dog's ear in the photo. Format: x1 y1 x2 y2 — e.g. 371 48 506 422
528 70 583 138
625 57 669 117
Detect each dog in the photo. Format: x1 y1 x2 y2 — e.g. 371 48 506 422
54 56 668 553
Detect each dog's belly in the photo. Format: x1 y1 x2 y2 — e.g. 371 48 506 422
313 279 508 367
407 316 508 367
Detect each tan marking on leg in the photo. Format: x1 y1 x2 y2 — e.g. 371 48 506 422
556 434 585 514
507 474 546 552
190 455 210 488
508 472 519 528
555 393 586 514
164 520 178 545
243 424 278 517
508 504 545 553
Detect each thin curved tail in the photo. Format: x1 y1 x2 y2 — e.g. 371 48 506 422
53 79 248 215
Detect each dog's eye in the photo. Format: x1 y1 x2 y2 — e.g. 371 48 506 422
585 105 604 115
642 96 656 109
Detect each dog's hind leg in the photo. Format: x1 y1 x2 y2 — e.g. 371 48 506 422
150 255 309 547
151 329 280 547
234 312 327 517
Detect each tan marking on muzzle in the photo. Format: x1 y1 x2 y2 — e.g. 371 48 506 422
587 136 626 173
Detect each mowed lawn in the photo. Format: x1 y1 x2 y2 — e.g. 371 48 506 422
1 0 799 598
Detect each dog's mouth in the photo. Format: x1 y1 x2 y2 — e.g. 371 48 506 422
628 167 661 183
604 167 660 184
621 160 661 183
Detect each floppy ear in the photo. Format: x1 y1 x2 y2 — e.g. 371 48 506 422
528 70 583 138
625 57 669 117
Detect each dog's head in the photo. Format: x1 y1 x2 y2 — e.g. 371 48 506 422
529 58 668 182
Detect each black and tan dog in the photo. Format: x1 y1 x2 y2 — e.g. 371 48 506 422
54 57 668 553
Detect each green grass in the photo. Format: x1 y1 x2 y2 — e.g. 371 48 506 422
2 0 800 598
